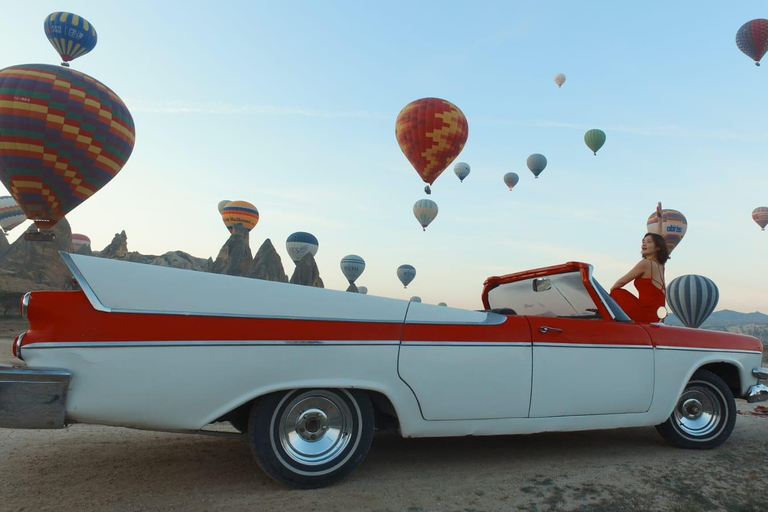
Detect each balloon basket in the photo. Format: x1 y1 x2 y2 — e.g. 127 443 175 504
24 230 56 242
61 62 70 67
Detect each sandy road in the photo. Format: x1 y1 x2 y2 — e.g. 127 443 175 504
2 334 768 511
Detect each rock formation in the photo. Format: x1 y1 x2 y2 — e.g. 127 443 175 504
0 232 9 257
346 283 359 293
247 239 288 282
124 250 212 272
290 253 324 288
100 230 128 259
212 224 253 276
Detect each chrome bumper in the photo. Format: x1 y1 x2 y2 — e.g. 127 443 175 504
747 367 768 404
0 364 71 429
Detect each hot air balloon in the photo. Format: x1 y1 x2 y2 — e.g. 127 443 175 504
286 231 319 263
736 19 768 66
410 296 422 303
526 154 547 179
752 207 768 230
44 12 98 67
647 209 687 254
503 172 519 190
667 275 719 329
554 73 566 88
217 200 230 214
340 255 365 284
584 129 606 155
0 64 135 233
454 162 470 183
438 302 447 307
358 286 368 295
0 196 26 233
71 233 91 252
396 97 469 194
413 199 438 231
221 201 259 234
397 264 416 288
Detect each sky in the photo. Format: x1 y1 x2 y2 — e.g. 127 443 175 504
2 1 767 312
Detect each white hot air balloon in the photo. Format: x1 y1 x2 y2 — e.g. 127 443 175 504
397 264 416 288
409 296 422 303
286 232 319 264
340 255 365 284
217 200 231 214
413 199 438 231
454 162 470 183
358 286 368 295
554 73 566 88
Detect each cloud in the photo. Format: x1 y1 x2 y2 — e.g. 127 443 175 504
128 101 390 120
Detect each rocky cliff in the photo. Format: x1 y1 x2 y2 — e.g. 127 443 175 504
0 232 9 257
247 238 288 282
290 252 324 288
212 224 253 276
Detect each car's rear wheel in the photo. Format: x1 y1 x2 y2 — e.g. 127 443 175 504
248 388 374 489
656 369 736 449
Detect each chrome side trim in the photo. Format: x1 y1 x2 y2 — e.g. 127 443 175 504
23 340 402 349
534 343 652 350
0 364 71 429
402 341 531 347
747 383 768 403
405 312 508 326
13 332 25 360
656 346 762 355
21 292 31 318
752 367 768 380
59 251 111 313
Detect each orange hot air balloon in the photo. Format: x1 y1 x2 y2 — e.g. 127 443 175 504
395 98 468 193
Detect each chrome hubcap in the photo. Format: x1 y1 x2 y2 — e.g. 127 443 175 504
278 391 353 466
674 385 722 437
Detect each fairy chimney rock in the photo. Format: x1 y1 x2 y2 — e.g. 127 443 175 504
100 230 128 259
247 238 288 282
290 252 324 288
212 224 252 276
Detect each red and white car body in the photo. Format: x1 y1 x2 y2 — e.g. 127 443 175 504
2 253 767 488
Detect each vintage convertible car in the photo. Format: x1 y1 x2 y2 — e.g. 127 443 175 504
2 253 768 488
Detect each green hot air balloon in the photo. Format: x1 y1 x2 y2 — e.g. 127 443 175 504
584 129 606 155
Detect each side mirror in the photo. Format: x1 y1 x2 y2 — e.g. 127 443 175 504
657 306 668 320
533 278 552 292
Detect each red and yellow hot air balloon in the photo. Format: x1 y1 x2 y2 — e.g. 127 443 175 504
0 64 136 231
395 98 468 193
221 200 259 234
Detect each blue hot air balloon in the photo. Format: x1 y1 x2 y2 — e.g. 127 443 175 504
44 12 98 67
413 199 438 231
286 231 319 264
667 275 719 329
454 162 470 183
503 172 519 190
340 255 365 284
527 154 547 178
397 264 416 288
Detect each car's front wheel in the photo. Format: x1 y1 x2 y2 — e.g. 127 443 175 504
656 369 736 449
248 388 374 489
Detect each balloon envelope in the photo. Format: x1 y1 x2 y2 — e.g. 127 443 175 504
44 12 98 65
358 286 368 295
396 98 469 187
647 209 687 253
397 264 416 288
217 200 230 214
0 195 26 232
526 154 547 178
0 64 135 230
413 199 438 231
340 254 365 284
221 201 259 233
554 73 566 87
752 206 768 230
667 275 719 329
71 233 91 252
503 172 519 190
454 162 470 182
410 296 422 303
286 231 319 263
736 19 768 66
584 129 606 155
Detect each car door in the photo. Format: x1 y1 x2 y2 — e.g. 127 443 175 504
398 308 532 420
527 316 654 417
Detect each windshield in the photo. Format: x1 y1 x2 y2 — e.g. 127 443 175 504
486 270 602 319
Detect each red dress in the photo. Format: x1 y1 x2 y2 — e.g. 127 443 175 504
610 278 666 323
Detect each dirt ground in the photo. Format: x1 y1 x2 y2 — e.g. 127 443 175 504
2 317 768 511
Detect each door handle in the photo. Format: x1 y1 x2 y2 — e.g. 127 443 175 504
539 326 562 334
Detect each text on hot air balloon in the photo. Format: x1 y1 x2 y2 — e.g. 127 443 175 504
666 226 682 233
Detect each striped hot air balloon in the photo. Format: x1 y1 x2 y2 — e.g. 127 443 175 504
0 195 26 233
413 199 438 231
44 12 98 67
221 200 259 234
0 64 135 231
396 98 469 192
71 233 91 252
752 206 768 230
397 264 416 288
667 275 719 329
736 19 768 66
647 209 687 254
286 231 319 264
340 255 365 284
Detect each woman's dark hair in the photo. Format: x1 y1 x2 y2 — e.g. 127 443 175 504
644 232 669 264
